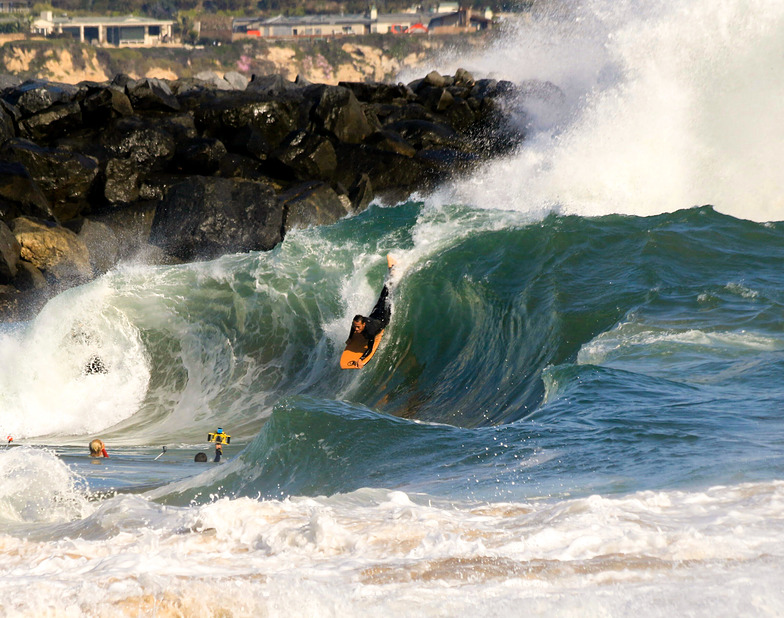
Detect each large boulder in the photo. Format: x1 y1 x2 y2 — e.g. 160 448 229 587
150 176 283 260
81 86 134 125
0 161 53 222
332 143 437 195
195 92 302 157
11 216 92 284
127 78 181 112
173 137 227 175
312 86 373 144
104 158 141 204
362 130 417 158
0 139 99 221
20 101 83 142
92 202 157 261
12 260 47 291
2 80 80 116
348 172 373 213
100 116 177 170
279 181 349 233
273 130 337 181
384 119 464 151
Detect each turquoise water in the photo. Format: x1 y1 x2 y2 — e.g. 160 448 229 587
3 0 784 613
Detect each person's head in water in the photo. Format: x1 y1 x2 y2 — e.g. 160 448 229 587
352 315 367 334
194 452 208 462
89 439 108 458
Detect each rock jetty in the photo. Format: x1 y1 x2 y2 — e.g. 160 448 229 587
0 69 524 322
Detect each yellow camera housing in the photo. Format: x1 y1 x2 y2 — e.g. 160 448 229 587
207 431 230 444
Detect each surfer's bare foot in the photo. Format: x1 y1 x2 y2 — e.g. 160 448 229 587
387 254 397 271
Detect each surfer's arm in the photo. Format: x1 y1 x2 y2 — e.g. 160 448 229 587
359 334 375 360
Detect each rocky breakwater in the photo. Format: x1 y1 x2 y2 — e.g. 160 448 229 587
0 68 523 322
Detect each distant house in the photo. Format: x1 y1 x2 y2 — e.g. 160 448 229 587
428 8 492 33
31 11 174 46
233 14 372 39
233 6 492 40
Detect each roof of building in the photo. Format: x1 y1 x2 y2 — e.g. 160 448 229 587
36 14 174 26
375 12 432 23
247 13 372 28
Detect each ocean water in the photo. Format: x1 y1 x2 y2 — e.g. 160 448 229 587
3 0 784 615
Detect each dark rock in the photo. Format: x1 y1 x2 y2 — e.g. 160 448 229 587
194 70 233 90
0 220 20 282
273 130 337 181
0 71 527 321
417 85 454 113
127 78 181 112
2 80 79 116
372 101 434 126
422 71 448 89
150 176 283 260
217 152 268 180
442 97 477 132
246 73 300 96
138 173 182 202
0 161 53 222
0 103 15 145
12 260 47 291
92 201 157 261
362 130 417 158
415 148 479 171
385 118 463 151
312 86 373 144
332 144 437 195
100 116 177 170
174 137 227 175
0 139 99 221
470 78 499 99
111 73 138 91
195 92 302 157
348 172 373 213
338 81 414 104
21 101 83 142
280 181 348 233
454 68 475 87
81 86 134 125
104 158 141 204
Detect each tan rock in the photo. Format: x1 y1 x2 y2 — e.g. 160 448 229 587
11 217 92 283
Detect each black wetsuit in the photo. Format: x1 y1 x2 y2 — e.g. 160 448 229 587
349 285 391 361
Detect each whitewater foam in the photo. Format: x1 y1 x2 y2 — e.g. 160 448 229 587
424 0 784 222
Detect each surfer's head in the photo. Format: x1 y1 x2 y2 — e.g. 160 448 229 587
352 315 367 333
89 439 106 457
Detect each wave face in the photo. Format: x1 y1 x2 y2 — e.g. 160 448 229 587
3 0 784 614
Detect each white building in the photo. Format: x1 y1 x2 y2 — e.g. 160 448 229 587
32 12 174 46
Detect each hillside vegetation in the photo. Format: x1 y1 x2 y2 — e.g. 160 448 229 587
0 30 496 84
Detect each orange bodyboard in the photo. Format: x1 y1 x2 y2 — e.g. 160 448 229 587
340 329 384 369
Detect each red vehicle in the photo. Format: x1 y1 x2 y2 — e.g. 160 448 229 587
389 23 428 34
406 22 428 34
